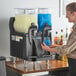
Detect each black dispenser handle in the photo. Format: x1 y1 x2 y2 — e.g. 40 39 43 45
9 17 15 32
42 23 52 42
28 23 37 44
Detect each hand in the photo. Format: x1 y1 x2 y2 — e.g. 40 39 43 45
41 42 51 52
41 42 56 53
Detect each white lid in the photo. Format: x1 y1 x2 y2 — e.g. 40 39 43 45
38 8 51 14
14 8 38 15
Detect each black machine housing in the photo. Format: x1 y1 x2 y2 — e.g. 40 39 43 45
9 17 54 61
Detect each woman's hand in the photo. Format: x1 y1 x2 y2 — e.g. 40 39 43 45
41 42 56 53
41 42 51 52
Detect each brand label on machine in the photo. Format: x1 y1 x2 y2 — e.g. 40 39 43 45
11 35 23 42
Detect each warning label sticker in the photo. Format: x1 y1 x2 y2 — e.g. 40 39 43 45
11 35 23 42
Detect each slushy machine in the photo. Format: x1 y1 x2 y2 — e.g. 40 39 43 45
9 8 55 61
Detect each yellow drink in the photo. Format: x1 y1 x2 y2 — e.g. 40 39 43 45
14 14 37 33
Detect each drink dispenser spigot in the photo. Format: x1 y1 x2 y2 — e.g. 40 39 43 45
28 23 37 44
42 23 52 46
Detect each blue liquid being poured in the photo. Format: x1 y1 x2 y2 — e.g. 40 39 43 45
44 37 51 46
38 14 52 32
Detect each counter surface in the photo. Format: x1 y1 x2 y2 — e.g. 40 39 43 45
6 60 68 74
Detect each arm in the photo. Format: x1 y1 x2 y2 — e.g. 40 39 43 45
57 41 76 56
55 31 76 56
41 37 76 56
